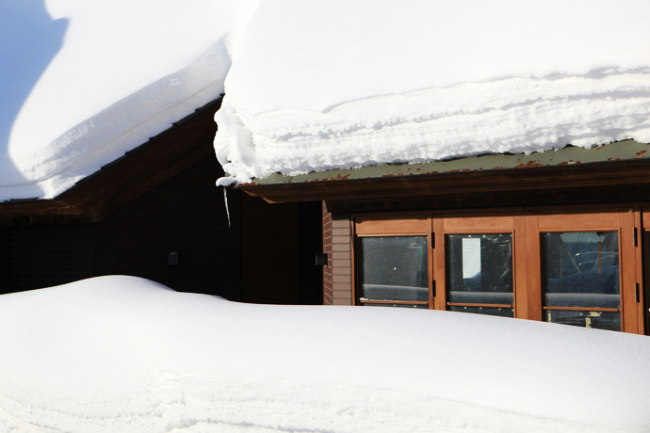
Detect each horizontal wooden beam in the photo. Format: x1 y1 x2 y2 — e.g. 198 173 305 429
241 158 650 212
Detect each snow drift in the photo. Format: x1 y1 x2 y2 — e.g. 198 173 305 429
1 276 650 432
215 0 650 182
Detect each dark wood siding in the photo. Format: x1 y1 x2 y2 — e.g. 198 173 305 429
0 156 243 299
322 203 352 306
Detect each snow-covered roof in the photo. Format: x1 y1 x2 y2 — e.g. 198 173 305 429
215 0 650 183
0 0 257 202
2 1 650 201
2 275 650 432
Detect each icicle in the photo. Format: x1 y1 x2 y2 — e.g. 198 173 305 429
216 177 237 228
223 186 231 228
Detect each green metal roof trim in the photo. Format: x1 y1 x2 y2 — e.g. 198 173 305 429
243 139 650 186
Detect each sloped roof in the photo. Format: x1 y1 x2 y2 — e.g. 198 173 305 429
3 1 649 206
0 99 221 226
0 0 256 202
215 0 650 183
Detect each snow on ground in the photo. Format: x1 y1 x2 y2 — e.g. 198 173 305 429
215 0 650 182
1 276 649 432
0 0 258 201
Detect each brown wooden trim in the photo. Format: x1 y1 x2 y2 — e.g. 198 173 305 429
352 203 646 221
351 218 358 306
538 211 621 231
620 209 638 333
525 214 542 321
514 215 528 319
432 216 446 311
242 158 650 206
642 211 650 335
427 227 434 310
444 215 514 233
355 215 429 235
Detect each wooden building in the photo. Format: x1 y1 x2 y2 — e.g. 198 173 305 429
239 140 650 335
4 94 650 337
0 99 323 305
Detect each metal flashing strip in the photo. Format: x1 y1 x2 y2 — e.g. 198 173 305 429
243 140 650 186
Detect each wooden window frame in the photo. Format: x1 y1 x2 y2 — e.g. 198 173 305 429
353 214 432 308
351 206 646 335
435 214 518 315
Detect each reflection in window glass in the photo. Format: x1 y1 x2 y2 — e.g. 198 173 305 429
545 310 621 331
449 305 514 318
358 236 428 302
542 232 619 309
362 303 428 309
446 234 513 305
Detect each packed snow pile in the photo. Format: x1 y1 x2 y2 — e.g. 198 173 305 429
0 0 258 201
215 0 650 182
1 276 650 433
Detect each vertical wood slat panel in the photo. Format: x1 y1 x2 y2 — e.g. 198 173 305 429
514 215 528 319
525 214 542 321
350 217 357 306
432 217 446 311
322 201 333 305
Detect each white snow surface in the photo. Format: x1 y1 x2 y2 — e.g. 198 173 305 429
0 0 258 201
1 276 650 432
4 1 650 199
215 0 650 182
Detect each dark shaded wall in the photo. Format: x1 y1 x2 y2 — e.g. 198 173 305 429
241 196 323 305
0 156 324 304
298 201 324 305
0 156 244 300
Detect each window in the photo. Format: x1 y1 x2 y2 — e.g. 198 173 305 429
358 236 429 307
446 234 514 317
541 231 620 331
351 209 645 334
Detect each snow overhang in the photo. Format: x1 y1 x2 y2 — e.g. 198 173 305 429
237 140 650 211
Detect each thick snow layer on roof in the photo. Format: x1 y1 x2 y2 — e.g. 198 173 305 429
0 0 258 201
3 1 650 200
1 276 650 432
215 0 650 182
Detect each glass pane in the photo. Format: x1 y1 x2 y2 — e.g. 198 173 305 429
361 303 429 309
545 310 621 331
446 234 513 305
542 232 619 308
450 305 514 318
358 236 428 302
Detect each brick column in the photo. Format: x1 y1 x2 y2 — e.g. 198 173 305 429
322 202 353 306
